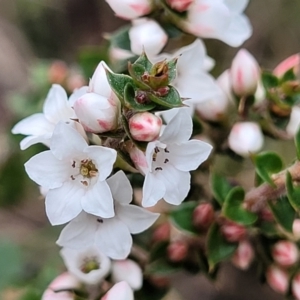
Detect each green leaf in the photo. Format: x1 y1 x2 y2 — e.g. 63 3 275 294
261 71 279 89
145 258 180 276
211 173 233 205
286 171 300 211
295 126 300 160
133 51 153 72
259 221 278 237
269 196 295 232
109 25 131 51
280 68 297 82
206 223 237 271
150 241 169 261
222 187 257 225
148 86 183 108
253 152 284 187
166 58 178 83
169 202 198 235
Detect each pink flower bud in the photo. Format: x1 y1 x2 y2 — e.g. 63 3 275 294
111 259 142 291
221 221 246 243
125 142 148 174
266 265 289 294
230 49 260 96
129 112 162 142
166 0 193 12
272 240 299 267
293 219 300 239
217 69 234 103
167 241 188 262
286 106 300 137
231 240 254 270
101 281 134 300
48 61 68 84
228 122 264 157
152 222 170 242
42 272 81 300
259 207 274 222
105 0 152 20
192 203 214 230
129 18 168 56
273 53 300 77
292 272 300 300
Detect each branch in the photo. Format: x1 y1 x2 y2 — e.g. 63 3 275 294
244 160 300 212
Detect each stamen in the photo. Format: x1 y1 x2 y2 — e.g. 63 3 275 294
81 180 88 186
154 147 160 153
155 167 163 171
72 161 76 168
164 148 169 153
97 218 103 223
164 159 169 163
70 175 75 180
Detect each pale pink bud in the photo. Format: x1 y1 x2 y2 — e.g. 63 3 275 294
152 222 170 242
266 265 289 294
221 221 246 243
192 203 214 230
129 18 168 56
66 73 86 92
125 142 148 174
166 0 193 12
167 241 188 262
129 112 162 142
273 53 300 77
286 106 300 137
272 240 299 267
293 219 300 239
230 49 260 96
101 281 134 300
217 69 234 103
42 272 81 300
292 272 300 300
228 122 264 157
231 240 254 270
111 259 143 290
48 61 68 84
105 0 151 20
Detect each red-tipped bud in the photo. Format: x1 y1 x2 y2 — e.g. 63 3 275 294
272 240 299 267
292 272 300 300
259 207 274 222
152 222 170 242
166 0 193 12
221 221 246 243
231 240 254 270
129 112 162 142
273 53 300 77
192 203 214 230
167 241 188 262
266 265 289 294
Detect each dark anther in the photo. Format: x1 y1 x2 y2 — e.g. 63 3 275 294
155 167 163 171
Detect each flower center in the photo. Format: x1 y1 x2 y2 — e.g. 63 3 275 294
81 256 100 274
80 159 98 178
152 146 170 172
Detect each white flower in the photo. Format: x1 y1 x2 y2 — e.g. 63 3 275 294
73 61 120 133
60 246 111 285
25 122 116 225
101 281 134 300
141 109 212 207
111 259 143 290
12 84 87 150
129 18 168 56
182 0 252 47
57 171 159 259
286 106 300 137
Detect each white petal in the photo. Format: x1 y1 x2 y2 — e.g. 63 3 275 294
57 212 96 248
224 0 249 13
46 181 85 225
116 204 159 234
142 173 165 207
12 113 54 136
85 146 116 181
82 181 114 218
43 84 74 123
160 109 192 144
68 86 89 106
50 122 88 160
95 218 132 260
20 134 51 150
107 171 133 205
169 140 212 171
25 151 70 189
102 281 134 300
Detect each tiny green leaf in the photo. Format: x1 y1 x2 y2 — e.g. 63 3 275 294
211 173 233 205
166 58 178 82
148 86 183 108
206 223 237 272
222 187 257 225
133 51 153 72
286 171 300 211
261 71 279 89
253 152 284 187
280 68 297 82
295 127 300 160
145 258 180 276
269 196 295 232
169 202 198 235
109 25 131 51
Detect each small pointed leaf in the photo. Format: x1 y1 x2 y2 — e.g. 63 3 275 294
148 86 183 108
262 71 279 89
286 171 300 211
134 51 153 72
211 173 233 205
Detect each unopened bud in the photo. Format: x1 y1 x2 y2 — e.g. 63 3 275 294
129 112 162 141
286 106 300 137
292 272 300 300
166 0 193 12
228 122 264 157
48 60 68 84
149 275 170 288
272 240 299 267
129 18 168 56
293 219 300 239
101 281 134 300
273 53 300 77
259 207 274 222
221 221 246 243
230 49 260 97
167 240 188 262
231 240 254 270
152 222 170 242
125 142 148 174
266 265 289 294
192 203 214 230
105 0 151 20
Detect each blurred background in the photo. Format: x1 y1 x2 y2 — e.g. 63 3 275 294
0 0 299 299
